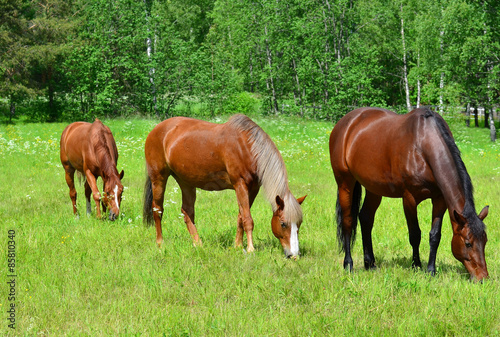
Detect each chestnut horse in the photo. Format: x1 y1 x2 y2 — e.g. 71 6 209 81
330 107 489 281
143 114 306 258
60 119 124 220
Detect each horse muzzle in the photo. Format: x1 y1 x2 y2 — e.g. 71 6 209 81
469 269 488 283
284 247 300 260
109 211 117 221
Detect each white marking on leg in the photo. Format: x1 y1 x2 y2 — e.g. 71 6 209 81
114 185 119 212
290 222 299 256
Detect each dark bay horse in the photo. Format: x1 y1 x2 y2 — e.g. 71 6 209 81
329 107 489 281
143 114 306 258
60 119 124 220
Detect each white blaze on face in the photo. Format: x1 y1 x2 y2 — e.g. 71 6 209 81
290 222 299 256
114 185 119 212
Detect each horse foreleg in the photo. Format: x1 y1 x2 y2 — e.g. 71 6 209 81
235 185 258 249
101 181 107 215
403 195 422 269
428 196 446 275
359 191 382 270
85 170 102 219
235 213 244 248
180 184 201 246
234 181 255 253
64 168 78 215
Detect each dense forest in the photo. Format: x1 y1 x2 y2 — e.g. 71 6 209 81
1 0 499 121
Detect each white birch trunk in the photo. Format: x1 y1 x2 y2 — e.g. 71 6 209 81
144 0 157 117
264 24 278 114
416 51 421 108
439 29 444 114
400 7 411 112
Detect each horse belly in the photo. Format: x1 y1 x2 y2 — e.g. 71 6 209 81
355 173 405 198
167 146 235 191
172 169 234 191
348 151 406 198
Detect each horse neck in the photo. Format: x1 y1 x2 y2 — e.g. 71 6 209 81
94 139 119 182
428 150 467 213
424 131 471 217
258 168 302 223
255 151 290 211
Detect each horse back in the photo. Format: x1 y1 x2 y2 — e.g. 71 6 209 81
330 107 440 198
145 117 255 190
60 119 118 173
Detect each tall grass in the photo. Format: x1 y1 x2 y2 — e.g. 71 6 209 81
0 115 499 336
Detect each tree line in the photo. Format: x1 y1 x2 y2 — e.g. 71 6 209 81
1 0 499 122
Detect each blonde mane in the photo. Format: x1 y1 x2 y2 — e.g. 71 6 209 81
227 115 302 223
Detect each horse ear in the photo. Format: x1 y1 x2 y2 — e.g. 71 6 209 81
119 170 124 180
453 210 467 227
297 195 307 205
275 195 285 211
478 206 489 221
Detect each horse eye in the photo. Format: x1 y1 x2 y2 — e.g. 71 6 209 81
465 242 472 248
281 222 287 229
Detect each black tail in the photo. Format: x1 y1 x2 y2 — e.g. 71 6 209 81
336 182 362 252
143 174 154 227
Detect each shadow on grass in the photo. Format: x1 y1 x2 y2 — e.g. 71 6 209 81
375 255 470 280
205 228 318 258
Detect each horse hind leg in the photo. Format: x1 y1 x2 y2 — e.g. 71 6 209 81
336 181 362 271
150 174 168 247
179 183 201 246
359 191 382 270
64 167 78 215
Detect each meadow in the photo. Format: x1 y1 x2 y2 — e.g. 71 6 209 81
0 114 499 336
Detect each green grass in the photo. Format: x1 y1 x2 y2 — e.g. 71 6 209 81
0 115 499 336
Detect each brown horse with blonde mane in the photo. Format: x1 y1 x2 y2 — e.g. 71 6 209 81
143 114 306 258
330 107 489 281
60 119 124 220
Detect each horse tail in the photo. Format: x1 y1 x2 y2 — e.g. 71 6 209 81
336 181 362 252
143 173 154 227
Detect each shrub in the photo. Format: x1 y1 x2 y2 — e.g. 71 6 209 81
222 92 260 116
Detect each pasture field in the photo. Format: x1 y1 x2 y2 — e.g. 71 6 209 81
1 114 499 336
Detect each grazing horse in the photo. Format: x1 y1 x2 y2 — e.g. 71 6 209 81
60 119 124 220
329 107 489 281
143 114 306 258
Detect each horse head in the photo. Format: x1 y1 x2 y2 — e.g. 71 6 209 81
102 170 125 221
451 206 489 282
271 195 306 259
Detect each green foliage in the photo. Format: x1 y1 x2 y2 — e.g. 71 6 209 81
1 0 499 120
222 92 260 116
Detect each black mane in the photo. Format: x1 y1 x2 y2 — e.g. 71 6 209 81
424 107 485 237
